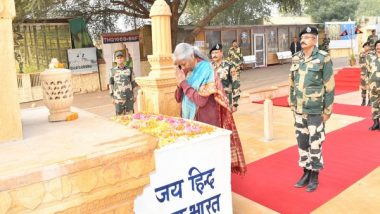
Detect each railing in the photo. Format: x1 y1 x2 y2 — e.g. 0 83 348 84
17 72 43 103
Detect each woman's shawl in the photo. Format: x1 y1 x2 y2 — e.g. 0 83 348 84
197 62 247 175
182 60 215 120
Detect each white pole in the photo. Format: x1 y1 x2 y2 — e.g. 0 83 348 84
263 98 273 141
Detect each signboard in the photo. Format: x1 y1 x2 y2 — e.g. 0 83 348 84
102 34 139 44
134 129 233 214
325 21 357 49
67 47 98 73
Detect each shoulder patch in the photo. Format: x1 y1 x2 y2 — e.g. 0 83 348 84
292 53 301 61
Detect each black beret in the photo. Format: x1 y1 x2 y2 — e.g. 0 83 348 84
209 43 223 54
362 42 370 48
299 26 319 37
375 40 380 48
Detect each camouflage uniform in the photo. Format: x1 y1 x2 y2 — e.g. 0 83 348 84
289 46 335 171
212 60 240 108
109 66 137 115
368 35 379 50
228 47 243 72
359 51 370 102
366 53 380 120
319 37 330 53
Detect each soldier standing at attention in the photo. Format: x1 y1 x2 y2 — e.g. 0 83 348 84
366 40 380 130
319 34 330 53
367 30 379 50
110 50 137 115
210 43 240 112
289 26 335 192
228 40 243 73
359 42 371 106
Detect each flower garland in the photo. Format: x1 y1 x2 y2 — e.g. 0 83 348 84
113 113 215 148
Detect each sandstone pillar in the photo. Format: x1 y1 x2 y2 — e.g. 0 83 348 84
135 0 180 116
0 0 23 143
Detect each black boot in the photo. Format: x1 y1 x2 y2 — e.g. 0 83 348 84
306 171 319 192
369 119 379 130
294 168 311 188
361 97 366 106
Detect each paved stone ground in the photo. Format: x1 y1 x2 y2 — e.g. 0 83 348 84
240 56 349 91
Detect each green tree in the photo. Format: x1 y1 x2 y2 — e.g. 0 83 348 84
182 0 273 26
357 0 380 16
304 0 360 23
15 0 305 45
14 0 58 22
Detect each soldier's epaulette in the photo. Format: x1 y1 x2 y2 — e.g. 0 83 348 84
292 51 301 58
292 52 301 62
318 49 328 56
293 50 301 56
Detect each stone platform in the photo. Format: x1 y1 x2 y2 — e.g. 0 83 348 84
0 107 157 213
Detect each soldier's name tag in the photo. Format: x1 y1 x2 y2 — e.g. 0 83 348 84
311 59 320 64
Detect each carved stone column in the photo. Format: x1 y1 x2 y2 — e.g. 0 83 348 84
135 0 180 117
0 0 23 143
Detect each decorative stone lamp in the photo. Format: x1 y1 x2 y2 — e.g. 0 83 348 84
40 68 74 122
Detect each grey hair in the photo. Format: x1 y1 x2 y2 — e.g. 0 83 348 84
173 43 209 62
194 46 209 61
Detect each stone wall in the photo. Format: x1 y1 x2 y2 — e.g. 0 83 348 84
330 48 351 59
18 68 104 103
71 73 100 94
0 107 158 213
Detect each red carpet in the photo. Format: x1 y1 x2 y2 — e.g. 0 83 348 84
334 67 361 95
232 105 380 213
253 98 370 118
252 67 361 106
333 103 371 118
234 67 379 213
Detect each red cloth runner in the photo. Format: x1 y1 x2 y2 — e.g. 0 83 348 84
232 104 380 213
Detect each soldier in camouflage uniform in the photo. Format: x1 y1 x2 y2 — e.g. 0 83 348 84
365 40 380 130
367 30 379 51
110 50 137 115
210 43 240 112
359 42 371 106
289 26 335 192
319 34 330 53
228 40 243 73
